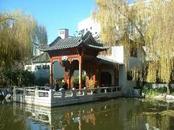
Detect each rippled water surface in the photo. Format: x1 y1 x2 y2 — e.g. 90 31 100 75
0 98 174 130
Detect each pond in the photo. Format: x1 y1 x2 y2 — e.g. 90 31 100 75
0 98 174 130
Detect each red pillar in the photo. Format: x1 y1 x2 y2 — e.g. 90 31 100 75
79 56 82 90
68 68 72 89
67 60 72 89
98 64 101 87
50 58 53 86
94 62 98 87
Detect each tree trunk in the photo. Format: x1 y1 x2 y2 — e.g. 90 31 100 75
167 83 170 94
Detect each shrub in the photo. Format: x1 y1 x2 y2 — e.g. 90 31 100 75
142 85 167 97
1 69 35 87
73 75 86 88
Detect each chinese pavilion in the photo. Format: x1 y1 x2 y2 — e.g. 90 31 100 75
44 32 119 90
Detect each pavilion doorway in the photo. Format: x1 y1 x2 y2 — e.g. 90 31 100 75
100 72 112 87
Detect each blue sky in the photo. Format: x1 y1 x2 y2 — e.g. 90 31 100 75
0 0 96 43
0 0 133 44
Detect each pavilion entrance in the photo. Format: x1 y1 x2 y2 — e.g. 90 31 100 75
101 72 112 87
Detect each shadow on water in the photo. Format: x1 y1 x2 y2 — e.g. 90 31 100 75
0 98 174 130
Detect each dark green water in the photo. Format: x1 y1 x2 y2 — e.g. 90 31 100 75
0 98 174 130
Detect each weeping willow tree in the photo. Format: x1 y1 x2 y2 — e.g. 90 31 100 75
0 11 36 68
145 0 174 93
95 0 174 93
94 0 147 85
0 11 48 86
0 11 48 67
94 0 127 45
94 0 148 44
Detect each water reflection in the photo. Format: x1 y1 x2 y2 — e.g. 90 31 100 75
1 99 174 130
0 103 26 130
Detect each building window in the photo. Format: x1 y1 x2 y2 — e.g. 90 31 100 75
43 65 50 69
127 71 133 80
36 65 41 70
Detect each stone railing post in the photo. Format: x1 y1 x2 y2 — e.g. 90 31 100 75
90 89 93 95
23 87 26 96
60 88 65 99
104 88 107 93
49 89 54 99
111 87 114 93
72 88 77 98
97 87 101 94
13 86 16 101
48 89 54 105
23 88 26 102
83 87 87 96
35 86 39 97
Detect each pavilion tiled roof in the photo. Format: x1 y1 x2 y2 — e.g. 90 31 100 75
44 31 108 51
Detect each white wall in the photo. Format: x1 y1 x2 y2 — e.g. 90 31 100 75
119 65 137 95
25 63 51 79
52 61 64 80
25 62 64 81
111 46 124 64
119 65 127 88
77 17 100 37
109 45 144 94
59 29 69 39
128 49 144 70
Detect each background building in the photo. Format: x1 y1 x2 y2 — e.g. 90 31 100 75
77 17 100 38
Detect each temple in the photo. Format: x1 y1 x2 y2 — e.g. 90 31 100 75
44 32 119 90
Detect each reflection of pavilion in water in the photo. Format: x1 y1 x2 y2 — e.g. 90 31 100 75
13 100 174 130
13 99 149 130
13 100 133 130
13 102 103 130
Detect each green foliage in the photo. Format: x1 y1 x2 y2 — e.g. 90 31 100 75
0 11 36 68
73 75 86 88
0 10 48 68
142 85 167 97
0 11 48 87
1 69 35 87
95 0 174 94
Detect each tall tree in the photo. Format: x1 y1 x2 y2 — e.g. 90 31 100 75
33 24 48 45
94 0 147 46
0 11 36 68
0 11 48 67
95 0 174 93
0 11 48 86
145 0 174 93
94 0 147 81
